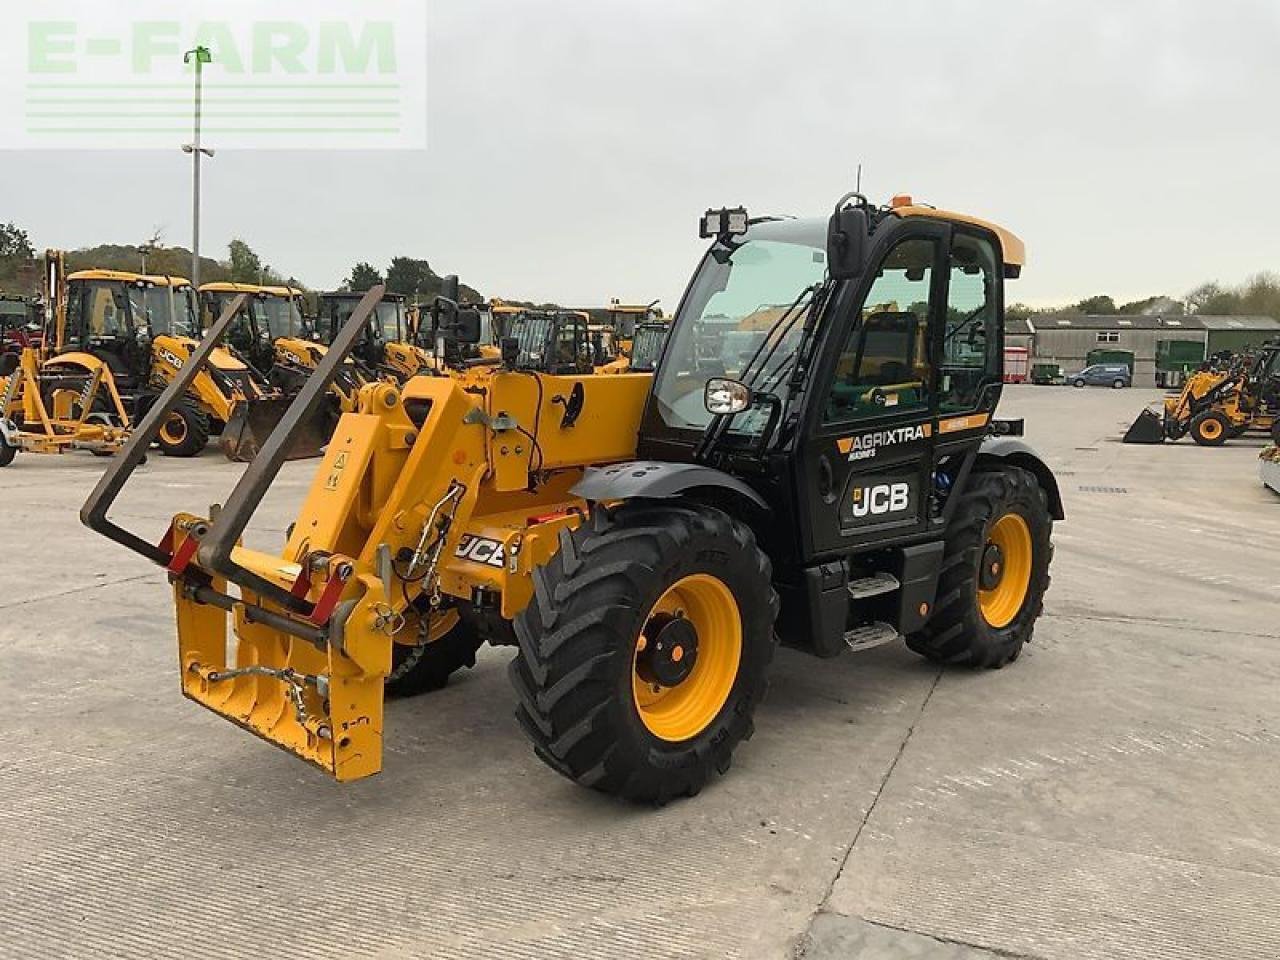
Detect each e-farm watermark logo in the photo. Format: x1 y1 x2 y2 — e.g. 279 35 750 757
3 1 426 149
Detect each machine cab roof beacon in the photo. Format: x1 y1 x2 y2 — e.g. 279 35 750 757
82 191 1061 803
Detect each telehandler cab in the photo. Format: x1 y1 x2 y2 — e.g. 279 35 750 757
83 192 1060 803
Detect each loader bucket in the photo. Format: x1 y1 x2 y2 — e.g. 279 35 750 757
219 396 331 462
1123 408 1166 444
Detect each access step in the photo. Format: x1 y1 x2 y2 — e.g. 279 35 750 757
846 572 900 600
843 620 900 653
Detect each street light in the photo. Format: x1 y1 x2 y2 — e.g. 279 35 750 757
182 46 214 290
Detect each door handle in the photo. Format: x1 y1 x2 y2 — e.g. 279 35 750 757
817 454 836 503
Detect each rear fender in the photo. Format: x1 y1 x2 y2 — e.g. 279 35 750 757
975 437 1065 520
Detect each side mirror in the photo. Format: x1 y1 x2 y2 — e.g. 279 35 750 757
827 200 868 281
704 377 752 415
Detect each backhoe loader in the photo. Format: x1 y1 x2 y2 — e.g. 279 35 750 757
83 191 1061 803
1 254 291 465
1124 341 1280 445
202 282 371 439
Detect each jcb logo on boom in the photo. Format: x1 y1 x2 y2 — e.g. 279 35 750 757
849 482 911 519
157 348 184 370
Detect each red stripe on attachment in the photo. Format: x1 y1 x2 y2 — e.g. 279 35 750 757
307 569 350 626
167 534 199 576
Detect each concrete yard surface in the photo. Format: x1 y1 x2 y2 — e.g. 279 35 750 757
0 385 1276 959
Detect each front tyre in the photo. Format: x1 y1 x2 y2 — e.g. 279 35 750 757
1190 411 1230 447
1073 379 1086 388
510 503 778 804
0 431 15 467
907 467 1053 668
156 401 209 457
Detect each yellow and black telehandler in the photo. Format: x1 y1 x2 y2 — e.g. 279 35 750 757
82 192 1061 803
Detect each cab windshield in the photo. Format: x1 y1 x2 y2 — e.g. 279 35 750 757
651 218 827 435
257 294 305 340
373 300 402 342
134 285 196 338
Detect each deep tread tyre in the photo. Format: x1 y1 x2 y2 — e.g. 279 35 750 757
907 467 1053 668
385 615 483 698
509 503 778 804
1190 411 1230 447
156 402 209 457
0 433 14 467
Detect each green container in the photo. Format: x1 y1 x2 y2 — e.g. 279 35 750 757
1155 339 1204 372
1086 348 1135 369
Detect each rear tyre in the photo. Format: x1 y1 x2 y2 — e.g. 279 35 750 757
510 503 778 804
1190 411 1230 447
1272 420 1280 444
385 609 483 698
0 433 15 467
907 467 1053 668
156 402 209 457
1112 379 1126 389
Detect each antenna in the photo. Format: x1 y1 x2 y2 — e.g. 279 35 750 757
855 163 862 194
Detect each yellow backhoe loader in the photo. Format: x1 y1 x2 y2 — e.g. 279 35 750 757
201 282 364 449
83 192 1061 804
1 254 293 465
1124 341 1280 445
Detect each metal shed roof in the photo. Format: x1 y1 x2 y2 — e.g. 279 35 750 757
1034 314 1278 331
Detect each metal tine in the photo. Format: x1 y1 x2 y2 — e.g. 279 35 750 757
79 294 249 565
195 284 387 615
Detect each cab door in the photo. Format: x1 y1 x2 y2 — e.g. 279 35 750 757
794 220 949 561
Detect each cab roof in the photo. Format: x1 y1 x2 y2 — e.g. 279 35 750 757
200 281 302 297
889 196 1025 268
67 269 192 286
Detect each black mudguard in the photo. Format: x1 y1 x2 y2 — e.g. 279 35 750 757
571 460 769 511
976 437 1065 520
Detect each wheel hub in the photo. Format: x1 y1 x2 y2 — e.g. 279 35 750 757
636 613 699 688
980 543 1005 590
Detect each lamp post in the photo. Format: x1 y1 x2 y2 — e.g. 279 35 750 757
182 46 214 290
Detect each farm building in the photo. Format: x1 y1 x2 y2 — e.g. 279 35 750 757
1006 315 1280 387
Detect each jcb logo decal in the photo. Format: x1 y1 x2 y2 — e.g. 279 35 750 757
849 482 911 519
454 534 506 568
157 348 185 369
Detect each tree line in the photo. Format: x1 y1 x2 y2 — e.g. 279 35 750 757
1010 272 1280 321
0 221 481 302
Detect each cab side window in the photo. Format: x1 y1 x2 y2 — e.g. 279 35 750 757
939 233 1000 412
823 238 935 423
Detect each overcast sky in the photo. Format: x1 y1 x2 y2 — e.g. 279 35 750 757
6 0 1280 309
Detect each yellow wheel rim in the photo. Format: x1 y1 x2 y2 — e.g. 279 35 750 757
1199 418 1222 439
978 514 1033 629
632 574 742 742
160 413 187 445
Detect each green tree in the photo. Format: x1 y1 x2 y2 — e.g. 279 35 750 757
385 256 436 296
0 222 35 263
1186 282 1240 315
1074 295 1116 315
346 261 383 292
227 238 265 283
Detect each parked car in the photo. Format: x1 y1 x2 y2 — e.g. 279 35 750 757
1068 363 1131 388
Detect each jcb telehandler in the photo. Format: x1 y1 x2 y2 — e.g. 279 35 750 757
83 192 1061 802
1124 341 1280 445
